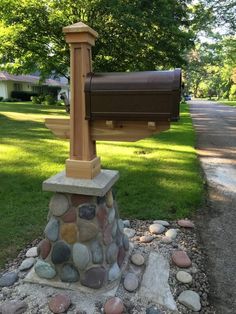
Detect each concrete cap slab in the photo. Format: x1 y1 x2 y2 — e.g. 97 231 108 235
42 170 119 196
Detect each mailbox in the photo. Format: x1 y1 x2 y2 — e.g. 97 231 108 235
85 69 181 122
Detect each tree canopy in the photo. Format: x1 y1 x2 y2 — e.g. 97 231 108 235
0 0 195 78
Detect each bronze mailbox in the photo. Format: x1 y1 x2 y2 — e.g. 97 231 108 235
85 69 181 122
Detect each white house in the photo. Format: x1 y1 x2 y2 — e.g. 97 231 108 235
0 72 69 100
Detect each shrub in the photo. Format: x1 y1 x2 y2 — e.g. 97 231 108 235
11 91 38 101
31 95 45 104
0 96 3 101
229 84 236 100
43 94 57 106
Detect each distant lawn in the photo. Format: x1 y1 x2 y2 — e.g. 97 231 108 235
0 101 203 268
217 100 236 107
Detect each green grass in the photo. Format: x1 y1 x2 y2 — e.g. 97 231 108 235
217 100 236 107
0 101 203 267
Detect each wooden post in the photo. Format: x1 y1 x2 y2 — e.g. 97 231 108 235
63 22 101 179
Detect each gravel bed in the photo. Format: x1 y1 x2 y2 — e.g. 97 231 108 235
0 219 216 314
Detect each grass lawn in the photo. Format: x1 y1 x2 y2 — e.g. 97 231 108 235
0 101 203 268
217 100 236 107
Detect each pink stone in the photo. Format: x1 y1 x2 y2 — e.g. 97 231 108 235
62 207 76 223
172 250 192 268
177 219 194 228
103 223 113 245
139 235 154 243
48 294 71 314
38 239 51 259
71 194 92 206
104 297 124 314
97 206 108 230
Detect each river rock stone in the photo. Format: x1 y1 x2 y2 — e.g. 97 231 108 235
124 272 139 292
0 272 18 287
91 241 103 264
176 271 193 284
106 190 113 208
116 231 123 247
49 193 69 216
165 229 178 240
78 220 99 242
161 236 172 244
177 219 194 228
60 264 79 282
60 223 77 244
123 234 129 251
172 251 192 268
0 300 28 314
62 207 76 223
35 260 56 279
19 257 35 271
131 253 145 266
139 235 154 243
149 223 165 234
117 247 126 267
71 194 93 206
81 267 106 289
26 246 38 257
44 217 59 242
108 208 116 224
79 204 96 220
123 227 135 238
48 294 71 314
117 219 124 232
146 306 162 314
153 220 170 227
51 241 71 264
123 220 131 227
38 239 51 259
112 221 117 238
103 223 113 245
73 243 90 270
108 263 120 281
178 290 201 311
97 206 108 229
106 243 118 264
104 297 124 314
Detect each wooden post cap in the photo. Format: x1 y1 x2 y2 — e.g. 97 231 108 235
63 22 98 45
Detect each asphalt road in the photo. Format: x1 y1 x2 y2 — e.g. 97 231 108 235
190 100 236 314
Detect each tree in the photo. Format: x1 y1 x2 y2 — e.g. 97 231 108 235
0 0 195 79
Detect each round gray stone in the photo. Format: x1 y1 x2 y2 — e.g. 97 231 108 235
161 236 172 244
19 258 35 271
149 223 165 234
60 264 79 282
123 220 131 228
112 222 117 238
49 193 69 216
73 243 90 270
153 220 170 227
123 234 129 251
176 271 193 284
51 241 71 264
108 263 120 281
123 272 139 292
44 217 59 242
139 235 154 243
106 243 118 264
108 208 116 224
91 241 103 264
178 290 201 311
165 229 178 240
81 267 106 289
123 227 136 238
0 272 18 287
79 204 96 220
146 306 162 314
35 260 56 279
131 253 145 266
0 300 28 314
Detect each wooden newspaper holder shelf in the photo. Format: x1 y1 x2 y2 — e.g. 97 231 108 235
45 22 182 179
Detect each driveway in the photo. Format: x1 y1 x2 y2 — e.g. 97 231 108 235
190 100 236 314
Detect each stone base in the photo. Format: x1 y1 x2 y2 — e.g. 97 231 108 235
32 170 129 290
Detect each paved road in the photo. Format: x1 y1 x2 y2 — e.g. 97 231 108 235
190 100 236 314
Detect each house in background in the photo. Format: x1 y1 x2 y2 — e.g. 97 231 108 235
0 72 69 100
